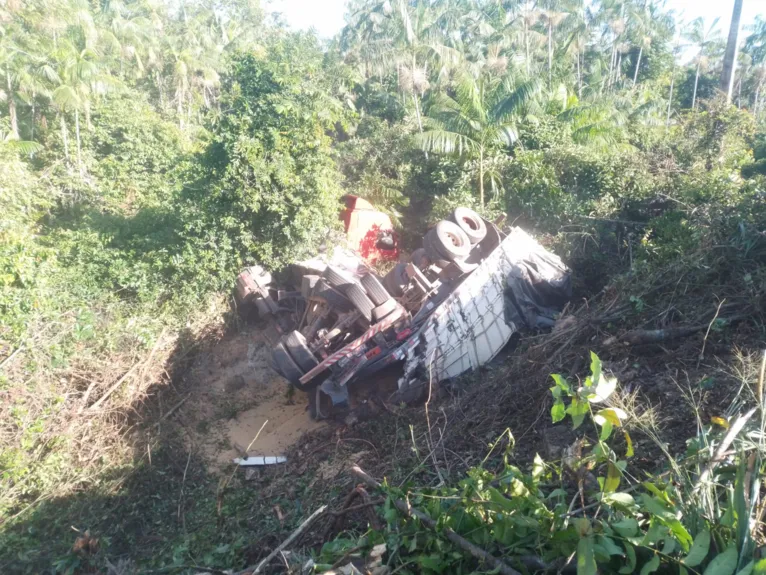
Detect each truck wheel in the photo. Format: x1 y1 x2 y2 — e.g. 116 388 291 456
271 342 307 389
431 220 471 261
283 330 318 374
345 283 375 321
452 207 487 244
322 265 353 289
371 298 398 322
360 273 391 306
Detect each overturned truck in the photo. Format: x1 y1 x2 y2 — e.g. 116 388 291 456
235 207 571 419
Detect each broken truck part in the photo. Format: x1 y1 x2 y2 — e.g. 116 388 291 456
233 206 571 419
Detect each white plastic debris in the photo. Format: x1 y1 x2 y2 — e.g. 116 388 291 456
233 456 287 466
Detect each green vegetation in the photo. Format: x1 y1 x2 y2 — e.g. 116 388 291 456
1 0 766 572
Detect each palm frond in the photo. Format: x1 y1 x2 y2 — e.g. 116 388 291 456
416 129 477 155
492 78 541 120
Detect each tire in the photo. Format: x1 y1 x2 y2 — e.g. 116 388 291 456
345 283 375 321
315 279 353 312
410 248 430 269
371 298 397 322
432 220 471 261
322 265 353 289
383 263 408 297
452 207 487 244
360 273 391 306
283 330 319 374
271 342 305 388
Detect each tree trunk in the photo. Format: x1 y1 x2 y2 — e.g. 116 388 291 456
31 101 35 140
666 69 675 127
7 69 18 138
737 77 742 107
412 92 428 160
692 61 701 110
85 101 92 130
524 20 530 77
632 45 643 87
177 87 184 129
60 114 69 161
479 147 484 209
720 0 744 102
75 109 82 174
548 21 552 90
576 48 582 97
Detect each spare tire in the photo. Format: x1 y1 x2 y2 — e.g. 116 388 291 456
283 330 318 375
271 342 305 388
360 273 391 306
346 283 375 321
452 207 487 244
372 298 398 322
431 220 471 261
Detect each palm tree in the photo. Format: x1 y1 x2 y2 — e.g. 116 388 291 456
720 0 744 101
685 17 721 110
417 71 541 208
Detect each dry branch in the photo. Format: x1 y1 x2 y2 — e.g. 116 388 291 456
237 504 328 575
350 465 522 575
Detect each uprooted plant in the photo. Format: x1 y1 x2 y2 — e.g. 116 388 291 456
316 352 766 575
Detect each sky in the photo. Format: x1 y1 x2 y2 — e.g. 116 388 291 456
266 0 764 40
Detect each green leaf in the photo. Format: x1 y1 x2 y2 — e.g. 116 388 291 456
619 543 637 574
603 492 636 508
668 520 693 552
703 545 738 575
642 496 675 521
590 351 602 387
551 399 566 423
597 535 624 556
577 535 597 575
551 373 571 392
754 559 766 575
603 462 621 493
599 420 614 440
640 553 660 575
683 528 711 567
735 561 755 575
532 453 545 480
612 517 639 537
595 408 627 427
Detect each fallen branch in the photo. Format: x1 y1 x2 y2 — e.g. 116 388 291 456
350 465 521 575
604 324 707 347
86 361 141 412
237 504 328 575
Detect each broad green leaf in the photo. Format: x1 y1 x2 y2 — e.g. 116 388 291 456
597 535 624 556
590 351 602 387
754 559 766 575
603 461 621 493
640 553 660 575
735 561 754 575
682 528 710 567
551 373 571 392
612 517 639 537
703 545 738 575
642 496 675 521
619 543 637 574
487 487 514 512
599 419 613 440
603 492 636 508
567 397 589 429
577 535 597 575
668 520 693 552
551 399 566 423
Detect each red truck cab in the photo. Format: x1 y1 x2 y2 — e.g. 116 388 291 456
340 195 399 264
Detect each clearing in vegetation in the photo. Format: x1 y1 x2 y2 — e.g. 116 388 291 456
1 0 766 574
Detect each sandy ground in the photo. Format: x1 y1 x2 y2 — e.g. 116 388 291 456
177 327 324 470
